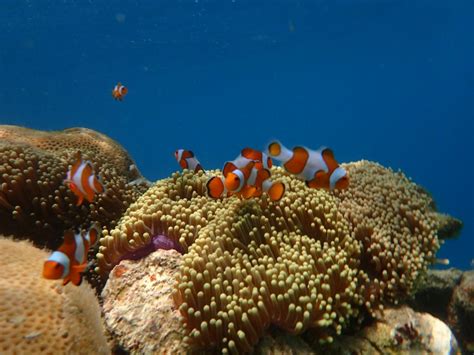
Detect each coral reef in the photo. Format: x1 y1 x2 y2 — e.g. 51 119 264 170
0 125 149 249
0 236 110 354
409 268 463 320
312 306 458 354
102 248 188 354
448 270 474 353
409 268 474 353
98 161 458 352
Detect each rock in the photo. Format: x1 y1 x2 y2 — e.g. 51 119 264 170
448 270 474 353
434 213 463 240
313 306 459 355
409 268 463 320
101 249 188 354
256 329 316 354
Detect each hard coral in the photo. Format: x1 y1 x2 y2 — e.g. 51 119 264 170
0 236 110 354
0 125 148 249
99 161 457 353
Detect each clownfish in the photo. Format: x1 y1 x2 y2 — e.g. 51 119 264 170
207 152 285 201
266 141 349 190
247 168 285 201
174 149 204 173
207 161 255 199
222 147 272 177
223 160 256 194
112 82 128 101
43 225 100 286
64 152 105 206
206 175 230 199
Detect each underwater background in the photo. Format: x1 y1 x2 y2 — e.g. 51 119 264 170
0 0 472 268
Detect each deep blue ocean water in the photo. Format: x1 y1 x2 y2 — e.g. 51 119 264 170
0 0 472 269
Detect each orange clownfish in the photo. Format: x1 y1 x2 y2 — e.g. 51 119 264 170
112 82 128 101
64 152 105 206
221 147 272 176
43 225 100 286
266 141 349 190
240 147 273 170
247 168 285 201
174 149 204 173
206 160 255 199
207 153 285 201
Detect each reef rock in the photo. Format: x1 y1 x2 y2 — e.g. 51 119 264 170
0 236 110 354
101 248 188 354
448 270 474 353
409 268 463 320
0 125 149 248
313 306 459 355
98 161 460 353
256 330 316 354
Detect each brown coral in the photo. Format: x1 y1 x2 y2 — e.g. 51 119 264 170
99 161 456 352
0 125 149 249
0 236 110 354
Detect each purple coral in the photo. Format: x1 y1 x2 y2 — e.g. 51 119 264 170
119 234 183 262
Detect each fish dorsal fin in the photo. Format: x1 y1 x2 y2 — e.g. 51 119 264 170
321 148 339 173
241 147 261 161
223 162 238 177
181 150 193 159
59 230 76 258
69 152 83 179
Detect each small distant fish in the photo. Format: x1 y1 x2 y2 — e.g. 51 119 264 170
43 225 100 286
64 152 105 206
266 141 349 190
112 82 128 101
174 149 204 173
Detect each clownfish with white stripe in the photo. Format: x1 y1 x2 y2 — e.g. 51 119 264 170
266 141 349 190
112 82 128 101
207 160 256 199
207 148 285 201
230 147 273 171
64 152 105 206
222 147 272 177
174 149 204 173
43 225 100 286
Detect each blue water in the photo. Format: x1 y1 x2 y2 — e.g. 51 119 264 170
1 1 472 268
